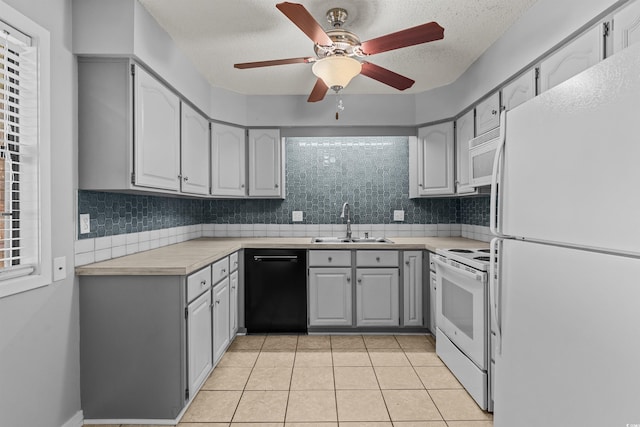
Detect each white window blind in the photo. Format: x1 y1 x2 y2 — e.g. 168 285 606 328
0 21 37 281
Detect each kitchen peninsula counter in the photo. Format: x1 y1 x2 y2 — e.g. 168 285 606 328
75 236 488 276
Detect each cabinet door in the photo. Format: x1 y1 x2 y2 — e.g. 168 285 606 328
475 92 500 135
134 66 181 191
429 274 437 333
539 25 603 92
356 268 399 326
309 267 353 326
211 123 246 197
613 1 640 54
248 129 283 198
502 69 536 111
229 271 239 337
180 102 210 195
455 110 475 194
403 252 423 327
212 279 230 363
416 122 455 196
187 290 213 395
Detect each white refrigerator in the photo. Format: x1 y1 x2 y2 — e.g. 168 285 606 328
491 42 640 427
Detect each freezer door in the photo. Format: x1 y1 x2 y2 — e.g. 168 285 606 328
494 239 640 427
501 42 640 254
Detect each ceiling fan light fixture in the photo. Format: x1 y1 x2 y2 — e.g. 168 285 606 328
312 56 362 91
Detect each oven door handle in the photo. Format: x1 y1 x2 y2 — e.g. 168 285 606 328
433 258 484 282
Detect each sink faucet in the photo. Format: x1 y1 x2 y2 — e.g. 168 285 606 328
340 202 352 239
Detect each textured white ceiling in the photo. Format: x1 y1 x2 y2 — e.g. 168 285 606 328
139 0 539 96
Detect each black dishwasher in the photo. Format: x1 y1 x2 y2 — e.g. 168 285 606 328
245 249 307 333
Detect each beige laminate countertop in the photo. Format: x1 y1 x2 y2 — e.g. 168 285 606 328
75 236 488 276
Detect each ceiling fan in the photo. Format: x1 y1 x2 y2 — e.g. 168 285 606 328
234 2 445 102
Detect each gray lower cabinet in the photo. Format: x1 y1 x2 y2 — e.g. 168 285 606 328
403 251 423 326
356 268 400 326
308 267 353 326
187 290 213 396
212 277 230 363
80 275 190 420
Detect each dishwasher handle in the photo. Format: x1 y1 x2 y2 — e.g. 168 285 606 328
253 255 299 262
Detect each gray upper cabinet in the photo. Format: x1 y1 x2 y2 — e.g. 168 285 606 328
501 69 536 111
134 66 181 191
211 123 246 197
78 59 202 196
474 92 500 135
248 129 284 198
539 25 603 93
455 110 476 194
613 0 640 54
181 102 210 195
410 122 455 197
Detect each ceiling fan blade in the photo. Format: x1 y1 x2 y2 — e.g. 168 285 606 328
360 62 415 91
276 2 333 46
234 57 315 69
307 78 329 102
360 22 444 55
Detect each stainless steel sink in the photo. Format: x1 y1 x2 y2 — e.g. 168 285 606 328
311 237 394 244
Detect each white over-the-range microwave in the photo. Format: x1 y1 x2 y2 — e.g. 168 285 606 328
468 124 501 187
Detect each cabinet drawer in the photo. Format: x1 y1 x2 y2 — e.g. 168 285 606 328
309 250 351 267
356 250 398 267
212 257 229 284
187 265 211 302
229 252 239 272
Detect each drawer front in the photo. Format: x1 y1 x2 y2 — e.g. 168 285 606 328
229 251 239 272
187 265 212 302
212 257 229 284
309 250 351 267
356 250 398 267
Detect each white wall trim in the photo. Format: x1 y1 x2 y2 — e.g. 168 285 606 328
60 411 83 427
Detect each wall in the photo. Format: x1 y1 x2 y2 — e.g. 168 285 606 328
0 1 81 427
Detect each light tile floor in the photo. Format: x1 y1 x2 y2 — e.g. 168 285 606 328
86 334 493 427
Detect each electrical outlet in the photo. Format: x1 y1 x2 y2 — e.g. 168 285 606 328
393 210 405 221
79 214 91 234
292 211 304 222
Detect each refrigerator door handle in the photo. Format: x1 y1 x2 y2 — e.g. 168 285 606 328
490 111 507 237
490 237 502 355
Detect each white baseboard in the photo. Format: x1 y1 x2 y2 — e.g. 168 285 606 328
61 411 83 427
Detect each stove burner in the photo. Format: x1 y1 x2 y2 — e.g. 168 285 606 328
477 249 491 253
474 256 491 262
449 249 474 253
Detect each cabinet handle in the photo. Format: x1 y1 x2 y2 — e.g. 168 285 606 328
241 184 245 188
200 280 207 286
419 183 424 187
346 276 351 282
328 257 332 262
216 299 220 305
357 278 362 283
221 269 226 274
275 184 279 188
405 261 410 266
232 285 236 289
183 176 189 182
491 109 498 115
376 257 380 262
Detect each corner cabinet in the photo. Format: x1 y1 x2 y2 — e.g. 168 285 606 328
248 129 284 198
409 122 455 197
181 102 211 195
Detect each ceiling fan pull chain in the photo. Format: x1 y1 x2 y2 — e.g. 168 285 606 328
336 94 344 120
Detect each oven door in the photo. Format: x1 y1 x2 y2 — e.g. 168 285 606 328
434 257 487 369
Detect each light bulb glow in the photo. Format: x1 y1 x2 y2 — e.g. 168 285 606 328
312 56 362 89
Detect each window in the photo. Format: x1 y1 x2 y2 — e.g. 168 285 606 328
0 3 51 298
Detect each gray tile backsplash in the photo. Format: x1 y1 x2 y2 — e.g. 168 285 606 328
77 137 490 241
